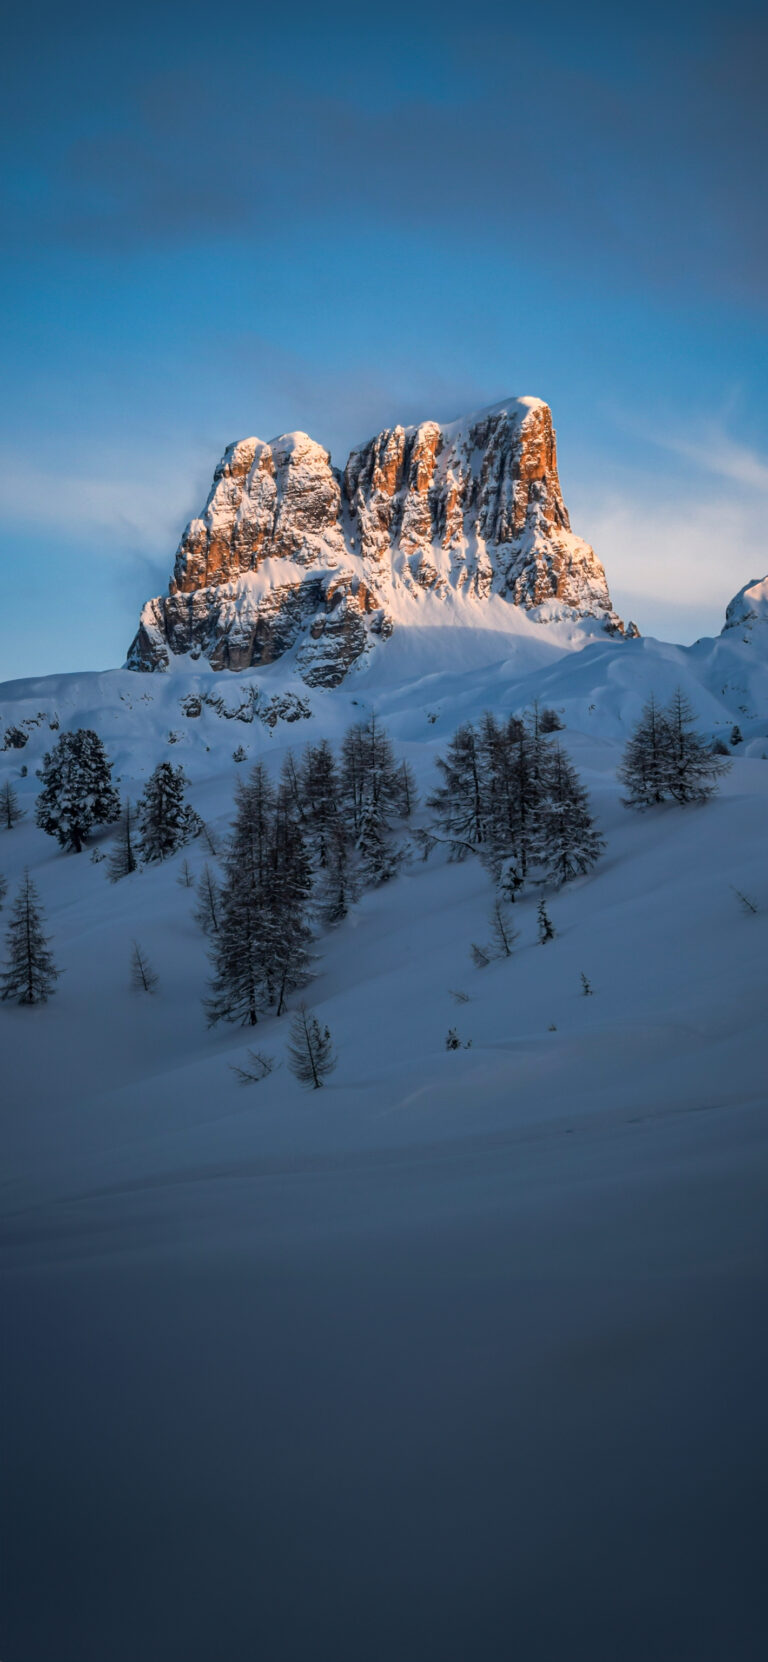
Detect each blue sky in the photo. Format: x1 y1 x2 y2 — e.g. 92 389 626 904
1 0 767 678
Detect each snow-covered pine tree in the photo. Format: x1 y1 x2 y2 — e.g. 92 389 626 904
427 722 486 856
536 744 605 886
1 871 59 1004
356 795 402 887
130 941 159 993
205 764 275 1026
136 761 202 862
108 797 140 882
35 728 120 852
0 780 25 829
193 863 221 935
286 1005 336 1088
537 898 555 944
618 695 671 808
664 688 732 804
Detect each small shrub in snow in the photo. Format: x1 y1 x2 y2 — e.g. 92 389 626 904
731 887 758 916
580 972 594 996
229 1049 276 1086
232 745 247 764
1 871 59 1005
730 725 743 746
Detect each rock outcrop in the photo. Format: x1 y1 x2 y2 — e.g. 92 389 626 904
128 397 631 685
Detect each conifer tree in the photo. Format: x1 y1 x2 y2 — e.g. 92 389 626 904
665 688 731 804
36 728 119 852
1 871 59 1004
286 1005 336 1088
193 863 221 935
266 786 314 1015
108 797 140 882
177 858 194 889
0 780 25 829
299 740 344 869
130 941 159 993
618 695 671 807
536 744 605 886
0 871 6 908
136 761 202 862
205 765 276 1027
489 898 519 958
427 722 486 855
537 898 555 944
319 820 357 926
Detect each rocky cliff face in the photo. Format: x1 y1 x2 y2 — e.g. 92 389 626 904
128 397 631 685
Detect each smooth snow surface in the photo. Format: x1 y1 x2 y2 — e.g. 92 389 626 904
2 610 768 1661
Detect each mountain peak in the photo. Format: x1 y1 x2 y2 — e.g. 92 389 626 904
128 398 631 685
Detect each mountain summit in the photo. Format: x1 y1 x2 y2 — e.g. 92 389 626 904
128 397 633 685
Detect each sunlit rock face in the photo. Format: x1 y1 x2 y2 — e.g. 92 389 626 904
128 397 629 684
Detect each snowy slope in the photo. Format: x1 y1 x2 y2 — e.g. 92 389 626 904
2 599 768 1660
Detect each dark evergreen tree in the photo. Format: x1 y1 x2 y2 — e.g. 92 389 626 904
130 941 159 993
286 1005 336 1088
427 722 486 856
136 761 202 862
205 765 276 1027
730 725 743 746
108 797 140 882
299 740 343 869
536 744 605 886
445 1027 461 1050
0 871 6 908
0 780 25 829
356 796 402 887
265 785 315 1015
1 871 59 1004
618 694 671 807
394 759 418 819
177 858 194 889
319 819 358 926
539 707 564 733
35 728 119 852
340 714 404 882
193 863 221 935
665 689 732 804
537 898 555 944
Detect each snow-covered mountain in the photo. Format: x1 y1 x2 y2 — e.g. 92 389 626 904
128 397 634 684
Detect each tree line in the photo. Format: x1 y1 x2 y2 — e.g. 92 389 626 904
0 692 734 1031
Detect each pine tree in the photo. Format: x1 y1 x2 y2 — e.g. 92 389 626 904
205 765 275 1027
427 722 486 856
36 728 119 852
130 941 158 993
136 761 202 862
0 780 25 829
395 759 418 819
0 871 6 908
618 695 671 807
193 863 221 935
536 744 605 886
356 796 402 887
108 797 140 882
537 898 555 944
665 689 732 804
299 740 343 869
319 820 358 926
489 898 519 958
266 785 315 1015
1 871 59 1004
286 1005 336 1088
177 858 194 888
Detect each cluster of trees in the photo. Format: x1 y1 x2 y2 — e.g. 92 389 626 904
204 714 415 1025
619 691 731 807
0 688 735 1021
425 707 604 896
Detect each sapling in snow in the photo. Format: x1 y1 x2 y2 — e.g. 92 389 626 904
286 1005 337 1089
130 942 159 994
1 871 59 1005
537 898 555 944
0 781 25 829
229 1049 276 1086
